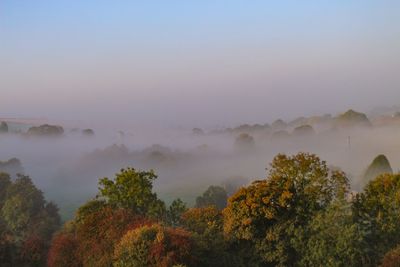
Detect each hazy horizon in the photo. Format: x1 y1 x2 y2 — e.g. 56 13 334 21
1 1 400 128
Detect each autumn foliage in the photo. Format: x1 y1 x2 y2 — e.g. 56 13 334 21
381 245 400 267
223 153 349 265
114 224 193 267
47 233 80 267
45 154 400 267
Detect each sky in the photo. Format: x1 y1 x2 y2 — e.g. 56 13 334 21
1 1 400 128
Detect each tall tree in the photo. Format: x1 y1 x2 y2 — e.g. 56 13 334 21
195 186 228 210
294 199 366 267
353 173 400 266
0 174 60 266
181 207 233 267
363 154 393 184
223 153 349 266
166 198 187 227
98 168 166 219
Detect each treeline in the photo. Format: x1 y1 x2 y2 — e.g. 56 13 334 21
2 152 400 266
48 153 400 267
0 121 95 137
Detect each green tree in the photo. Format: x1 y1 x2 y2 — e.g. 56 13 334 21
353 173 400 266
98 168 166 219
363 154 393 184
295 199 366 267
2 174 47 239
181 207 235 267
167 199 187 227
74 199 107 224
335 109 371 128
223 153 349 266
195 186 228 210
0 174 60 266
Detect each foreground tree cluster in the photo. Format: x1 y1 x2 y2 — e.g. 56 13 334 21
2 152 400 266
45 153 400 267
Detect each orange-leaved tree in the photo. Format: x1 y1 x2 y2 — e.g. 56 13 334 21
113 224 193 267
223 153 349 266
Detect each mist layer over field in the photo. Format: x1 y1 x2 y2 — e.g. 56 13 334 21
1 117 399 219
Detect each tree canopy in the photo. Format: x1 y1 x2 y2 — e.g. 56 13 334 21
223 153 349 266
234 133 255 151
353 173 400 265
195 185 228 210
363 154 393 184
98 168 166 218
335 109 371 128
113 224 193 267
27 124 64 136
45 153 400 267
0 173 60 266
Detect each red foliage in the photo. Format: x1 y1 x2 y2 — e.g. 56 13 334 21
47 233 81 267
76 206 152 267
149 227 193 267
381 245 400 267
20 235 47 265
47 205 155 267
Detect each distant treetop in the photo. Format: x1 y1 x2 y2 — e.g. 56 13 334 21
0 158 24 177
192 128 205 135
82 128 95 136
271 130 290 139
292 125 315 136
195 185 228 210
234 133 255 150
335 109 371 128
271 119 287 130
363 154 393 183
27 124 64 136
0 121 8 133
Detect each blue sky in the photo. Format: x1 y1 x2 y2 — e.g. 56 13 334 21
1 1 399 127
